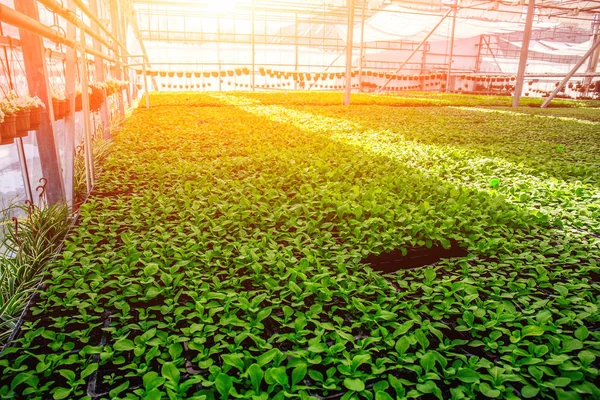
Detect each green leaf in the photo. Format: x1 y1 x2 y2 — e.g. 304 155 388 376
10 373 33 390
578 350 596 365
521 325 545 338
246 364 264 392
552 377 572 388
308 343 328 353
144 263 159 277
375 392 394 400
109 381 130 399
222 354 245 372
574 326 589 342
420 351 436 373
143 371 165 391
395 335 411 354
268 366 288 388
257 348 280 366
351 354 371 372
344 378 365 392
291 364 307 387
80 363 98 380
52 388 72 400
479 382 500 398
456 368 480 383
562 339 583 353
161 362 180 384
521 385 539 398
215 373 233 399
394 320 415 336
113 338 135 351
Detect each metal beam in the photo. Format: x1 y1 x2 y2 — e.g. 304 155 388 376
37 0 116 57
88 0 110 139
541 36 600 107
358 0 365 92
71 0 127 54
109 0 126 118
63 0 77 208
0 4 116 62
251 1 255 91
344 0 355 106
379 8 452 92
512 0 536 107
129 8 157 90
445 0 458 92
14 0 65 205
583 14 599 92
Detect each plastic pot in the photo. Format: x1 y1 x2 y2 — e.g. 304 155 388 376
29 106 43 130
1 114 17 144
15 109 31 137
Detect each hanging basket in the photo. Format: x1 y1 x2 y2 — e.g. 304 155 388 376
52 98 64 120
58 99 68 118
29 106 43 130
74 95 82 112
15 109 31 137
1 114 17 144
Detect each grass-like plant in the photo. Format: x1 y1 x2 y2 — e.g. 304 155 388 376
0 203 72 346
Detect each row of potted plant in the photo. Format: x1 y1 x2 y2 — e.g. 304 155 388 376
0 91 45 145
49 79 129 120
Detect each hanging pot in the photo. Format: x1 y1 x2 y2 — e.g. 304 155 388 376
75 94 83 111
52 98 62 120
58 99 68 119
1 114 17 144
29 106 43 130
15 109 31 137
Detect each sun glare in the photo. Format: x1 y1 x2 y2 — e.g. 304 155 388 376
206 0 237 13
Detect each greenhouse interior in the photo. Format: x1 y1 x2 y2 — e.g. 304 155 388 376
0 0 599 398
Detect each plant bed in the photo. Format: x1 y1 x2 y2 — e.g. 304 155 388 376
1 93 599 400
362 241 468 272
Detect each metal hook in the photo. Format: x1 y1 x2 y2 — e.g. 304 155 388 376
36 177 48 205
24 199 34 215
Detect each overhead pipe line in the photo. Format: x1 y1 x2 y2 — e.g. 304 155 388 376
0 4 117 63
71 0 128 54
37 0 117 58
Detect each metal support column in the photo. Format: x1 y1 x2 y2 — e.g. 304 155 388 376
542 37 600 108
143 61 150 108
344 0 355 106
80 34 94 190
358 0 366 92
445 0 458 92
583 15 599 93
16 139 33 204
251 2 255 91
295 12 299 90
14 0 65 205
512 0 536 107
109 0 126 118
63 0 77 207
88 0 110 138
